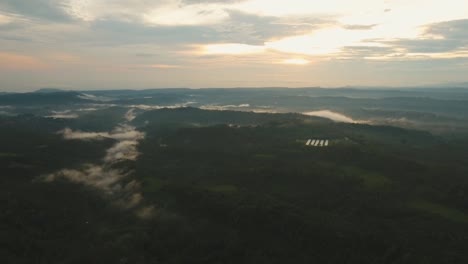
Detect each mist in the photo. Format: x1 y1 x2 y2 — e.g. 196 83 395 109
43 111 153 218
303 110 360 123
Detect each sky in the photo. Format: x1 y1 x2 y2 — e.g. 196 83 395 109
0 0 468 91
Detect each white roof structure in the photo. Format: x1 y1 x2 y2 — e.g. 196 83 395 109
305 139 330 147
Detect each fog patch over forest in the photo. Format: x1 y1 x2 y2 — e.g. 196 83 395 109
59 124 144 142
43 111 154 218
303 110 361 123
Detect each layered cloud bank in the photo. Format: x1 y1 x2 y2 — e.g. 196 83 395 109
1 0 468 90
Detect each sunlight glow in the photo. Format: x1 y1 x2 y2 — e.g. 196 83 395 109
282 58 310 65
202 44 266 55
143 3 229 26
266 27 388 55
234 0 383 17
0 13 13 25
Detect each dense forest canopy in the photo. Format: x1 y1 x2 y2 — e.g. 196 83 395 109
1 88 468 263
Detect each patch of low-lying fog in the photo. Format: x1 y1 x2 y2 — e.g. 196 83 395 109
125 108 137 121
303 110 361 123
45 110 79 119
46 114 79 119
44 107 104 119
77 93 114 102
76 107 100 112
128 101 196 111
200 103 282 113
59 124 144 141
45 164 127 193
200 104 250 111
104 140 141 163
43 111 155 218
251 109 278 114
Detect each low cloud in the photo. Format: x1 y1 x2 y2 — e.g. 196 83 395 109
76 107 100 112
303 110 360 123
44 164 127 193
60 128 109 140
44 111 151 217
46 110 79 119
104 140 140 163
124 108 136 121
59 124 145 141
46 113 79 119
200 103 250 111
128 102 197 110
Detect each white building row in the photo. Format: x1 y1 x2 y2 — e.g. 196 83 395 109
306 139 329 147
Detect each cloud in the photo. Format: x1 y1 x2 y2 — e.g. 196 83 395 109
202 43 265 54
124 108 137 121
45 110 79 119
211 10 333 45
200 103 250 110
63 0 152 22
44 164 151 213
104 140 140 163
143 2 229 26
342 24 377 30
0 0 71 21
60 128 109 140
127 102 197 110
1 0 468 89
232 0 391 20
77 107 99 112
426 19 468 40
303 110 360 123
44 164 127 193
59 124 145 141
44 111 152 216
388 19 468 54
46 113 79 119
0 13 15 25
181 0 246 3
281 58 310 65
63 0 233 25
87 19 218 46
339 46 397 59
59 125 145 165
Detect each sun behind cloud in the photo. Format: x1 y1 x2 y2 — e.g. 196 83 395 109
202 44 266 55
282 58 310 65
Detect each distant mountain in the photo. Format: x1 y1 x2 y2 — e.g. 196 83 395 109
33 88 68 93
0 91 88 105
133 107 326 127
